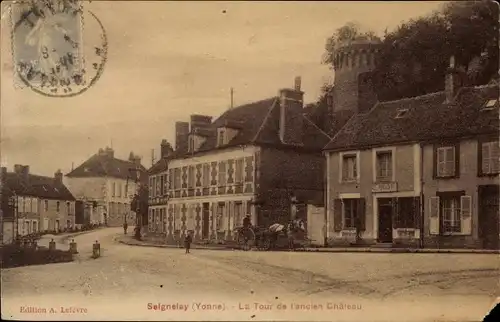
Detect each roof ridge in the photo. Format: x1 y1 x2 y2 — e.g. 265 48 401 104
251 97 278 143
302 113 332 140
378 91 445 106
323 112 358 151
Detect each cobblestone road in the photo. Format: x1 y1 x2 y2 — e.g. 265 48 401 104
2 228 498 321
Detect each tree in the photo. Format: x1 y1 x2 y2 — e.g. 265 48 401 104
131 184 149 228
322 1 499 101
323 22 381 68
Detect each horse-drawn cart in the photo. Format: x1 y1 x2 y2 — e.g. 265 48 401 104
235 219 308 251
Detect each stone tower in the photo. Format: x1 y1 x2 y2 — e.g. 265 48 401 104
332 39 382 114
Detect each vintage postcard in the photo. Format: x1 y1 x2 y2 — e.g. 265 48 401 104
1 0 499 321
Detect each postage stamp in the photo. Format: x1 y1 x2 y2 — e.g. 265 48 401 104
9 0 107 97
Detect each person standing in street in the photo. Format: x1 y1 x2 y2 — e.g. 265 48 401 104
184 232 192 254
123 222 128 235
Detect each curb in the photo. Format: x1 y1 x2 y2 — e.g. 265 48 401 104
115 237 237 251
59 228 106 244
117 238 500 254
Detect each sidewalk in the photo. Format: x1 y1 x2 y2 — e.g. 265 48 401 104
115 235 235 251
116 235 500 254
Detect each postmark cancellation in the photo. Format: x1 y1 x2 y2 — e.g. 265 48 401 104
9 0 107 97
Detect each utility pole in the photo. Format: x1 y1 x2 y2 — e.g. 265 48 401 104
230 87 234 109
151 149 156 166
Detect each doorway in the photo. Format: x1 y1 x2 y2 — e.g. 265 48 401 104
202 203 210 239
479 185 499 250
378 198 393 243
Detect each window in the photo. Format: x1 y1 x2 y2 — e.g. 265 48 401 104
218 162 226 186
235 158 244 184
119 183 123 197
395 109 409 119
481 141 500 174
112 183 116 197
441 196 461 234
376 151 393 182
56 201 60 212
149 177 153 193
160 175 165 195
189 136 195 152
188 166 195 189
216 203 224 231
174 169 181 190
234 202 242 228
342 154 357 182
218 128 226 146
343 199 358 229
44 200 48 211
32 221 37 233
483 99 498 110
437 146 455 177
202 164 210 188
67 201 71 214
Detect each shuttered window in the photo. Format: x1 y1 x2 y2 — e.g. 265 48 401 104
441 196 461 233
218 162 226 186
343 199 357 229
437 146 455 177
202 164 210 188
188 166 195 189
481 141 500 174
174 168 181 190
235 158 244 184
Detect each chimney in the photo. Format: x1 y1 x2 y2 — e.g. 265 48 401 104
175 121 190 153
14 164 23 174
278 76 304 145
445 55 465 103
161 139 174 158
190 115 212 133
129 152 142 166
54 169 63 184
20 165 29 181
1 167 6 184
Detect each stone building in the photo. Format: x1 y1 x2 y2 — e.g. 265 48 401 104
1 165 76 244
147 77 332 243
323 39 500 249
65 147 147 227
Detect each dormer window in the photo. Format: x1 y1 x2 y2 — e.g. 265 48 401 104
217 128 226 146
395 108 409 119
483 99 498 110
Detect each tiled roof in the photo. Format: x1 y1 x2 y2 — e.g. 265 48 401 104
324 84 500 151
173 97 331 159
148 158 168 175
3 172 75 200
66 154 147 182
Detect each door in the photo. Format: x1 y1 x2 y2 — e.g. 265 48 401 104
479 185 499 250
55 220 60 232
202 203 210 239
378 198 393 243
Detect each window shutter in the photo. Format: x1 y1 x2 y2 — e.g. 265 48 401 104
392 197 400 228
460 195 472 235
356 198 366 231
433 146 438 178
481 142 490 174
333 199 343 232
413 196 422 229
454 144 460 177
429 196 440 235
491 142 500 173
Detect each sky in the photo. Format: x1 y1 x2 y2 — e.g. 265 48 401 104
1 1 445 177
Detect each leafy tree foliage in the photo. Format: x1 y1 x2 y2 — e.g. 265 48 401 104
323 1 499 101
131 184 149 226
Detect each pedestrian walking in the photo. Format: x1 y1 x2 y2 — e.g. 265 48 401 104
184 232 192 254
123 222 128 235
